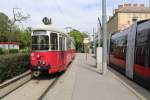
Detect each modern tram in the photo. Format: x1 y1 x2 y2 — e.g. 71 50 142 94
30 25 76 76
109 20 150 90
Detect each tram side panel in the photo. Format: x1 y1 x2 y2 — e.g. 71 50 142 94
109 32 128 74
109 21 150 90
133 27 150 90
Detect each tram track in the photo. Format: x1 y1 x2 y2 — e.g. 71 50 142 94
1 73 61 100
38 77 59 100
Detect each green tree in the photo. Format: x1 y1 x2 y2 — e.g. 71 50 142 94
0 11 31 50
0 13 9 35
14 28 31 49
68 29 84 52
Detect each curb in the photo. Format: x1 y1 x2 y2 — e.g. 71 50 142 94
109 68 146 100
83 65 147 100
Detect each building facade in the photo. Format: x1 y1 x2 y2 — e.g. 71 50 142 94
107 4 150 34
0 42 19 50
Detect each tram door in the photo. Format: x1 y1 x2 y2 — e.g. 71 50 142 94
59 35 64 66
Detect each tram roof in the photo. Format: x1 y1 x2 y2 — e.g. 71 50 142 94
32 24 66 35
32 24 74 41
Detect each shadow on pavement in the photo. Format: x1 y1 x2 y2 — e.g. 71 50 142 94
32 72 64 80
91 55 96 59
108 67 150 99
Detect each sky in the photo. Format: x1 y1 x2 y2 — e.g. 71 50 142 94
0 0 148 34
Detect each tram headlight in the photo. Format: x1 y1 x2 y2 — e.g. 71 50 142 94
37 54 41 59
31 53 34 57
31 53 35 60
42 61 46 65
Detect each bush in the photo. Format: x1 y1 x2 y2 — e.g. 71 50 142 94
0 53 30 83
0 48 19 55
0 48 6 54
9 49 19 54
20 48 31 53
0 48 4 54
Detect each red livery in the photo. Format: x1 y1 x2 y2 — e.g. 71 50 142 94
30 25 76 76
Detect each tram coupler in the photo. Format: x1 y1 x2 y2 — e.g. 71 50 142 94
32 71 41 77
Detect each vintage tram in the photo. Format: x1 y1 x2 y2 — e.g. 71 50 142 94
30 25 76 76
109 20 150 90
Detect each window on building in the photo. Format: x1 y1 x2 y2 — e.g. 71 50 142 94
128 21 130 24
139 14 142 18
128 14 131 18
145 14 148 18
132 18 137 23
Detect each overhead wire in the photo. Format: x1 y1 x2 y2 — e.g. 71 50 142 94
53 0 72 27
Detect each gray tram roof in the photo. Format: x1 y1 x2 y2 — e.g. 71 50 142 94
112 19 150 39
32 24 74 41
32 25 65 34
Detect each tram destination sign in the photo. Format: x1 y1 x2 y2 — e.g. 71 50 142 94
33 30 46 35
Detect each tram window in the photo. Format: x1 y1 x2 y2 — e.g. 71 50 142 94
67 38 71 49
59 37 62 51
39 36 49 50
51 33 58 50
32 35 49 50
148 44 150 67
149 50 150 68
62 37 65 50
135 46 146 66
32 36 38 50
32 36 38 44
136 30 149 44
149 30 150 68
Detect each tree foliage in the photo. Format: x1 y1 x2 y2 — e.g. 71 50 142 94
68 29 84 52
0 12 9 35
9 8 30 33
0 11 31 49
17 28 31 49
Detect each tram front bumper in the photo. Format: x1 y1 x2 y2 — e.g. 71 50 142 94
30 65 50 72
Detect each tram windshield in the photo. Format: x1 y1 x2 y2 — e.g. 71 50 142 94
32 35 49 50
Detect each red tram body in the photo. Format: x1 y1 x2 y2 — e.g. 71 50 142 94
30 25 76 76
109 20 150 90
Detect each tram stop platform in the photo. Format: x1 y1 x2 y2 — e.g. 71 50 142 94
43 53 150 100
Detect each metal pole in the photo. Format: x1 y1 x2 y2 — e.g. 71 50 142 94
102 0 107 75
93 28 96 54
149 0 150 8
98 17 102 47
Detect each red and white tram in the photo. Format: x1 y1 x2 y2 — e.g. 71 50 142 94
109 20 150 90
30 25 76 76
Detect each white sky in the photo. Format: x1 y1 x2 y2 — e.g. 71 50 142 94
0 0 148 34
